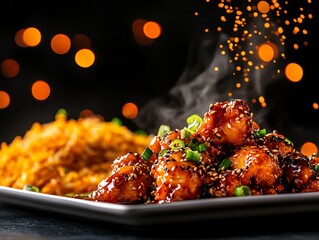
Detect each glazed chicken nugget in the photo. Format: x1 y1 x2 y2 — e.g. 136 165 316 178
229 145 282 188
197 99 253 147
151 151 203 203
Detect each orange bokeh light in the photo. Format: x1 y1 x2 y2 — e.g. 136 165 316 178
51 34 71 54
258 43 274 62
79 109 94 118
122 102 139 119
1 59 20 78
0 91 10 109
285 63 303 82
15 29 28 47
23 27 41 47
75 49 95 68
31 80 51 101
301 142 318 157
257 1 270 14
132 19 154 45
143 21 162 39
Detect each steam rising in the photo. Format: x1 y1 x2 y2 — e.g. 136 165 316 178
133 0 317 150
135 31 276 134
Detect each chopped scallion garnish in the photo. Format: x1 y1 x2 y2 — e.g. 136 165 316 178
169 139 185 150
234 185 251 196
159 149 169 157
185 149 201 162
254 128 266 138
158 125 170 138
23 184 40 192
141 147 153 160
284 138 293 146
189 138 207 153
55 108 67 118
66 191 93 199
186 114 203 125
111 117 123 126
180 127 194 139
186 114 202 132
218 158 232 171
197 143 207 152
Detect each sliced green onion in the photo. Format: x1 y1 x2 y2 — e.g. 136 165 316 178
158 125 170 138
180 127 194 139
218 158 232 171
169 139 185 150
141 147 153 160
188 138 198 148
197 143 208 152
185 149 201 162
187 121 199 132
66 191 93 199
314 164 319 172
284 138 293 146
186 114 203 132
234 185 251 196
189 138 207 152
55 108 67 118
254 128 266 138
111 117 123 126
159 149 169 157
186 114 203 125
23 184 40 192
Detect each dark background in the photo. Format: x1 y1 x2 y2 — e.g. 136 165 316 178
0 1 318 151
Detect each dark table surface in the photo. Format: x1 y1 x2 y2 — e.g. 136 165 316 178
1 202 319 240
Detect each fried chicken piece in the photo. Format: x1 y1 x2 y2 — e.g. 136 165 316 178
151 151 203 203
88 98 319 204
197 99 253 148
282 151 314 190
229 145 282 188
205 171 242 198
91 152 153 203
301 178 319 193
264 131 295 162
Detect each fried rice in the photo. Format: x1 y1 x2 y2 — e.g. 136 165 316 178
0 112 152 196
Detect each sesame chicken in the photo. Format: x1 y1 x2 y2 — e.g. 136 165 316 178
89 99 319 204
151 151 203 203
229 145 282 188
197 99 253 148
